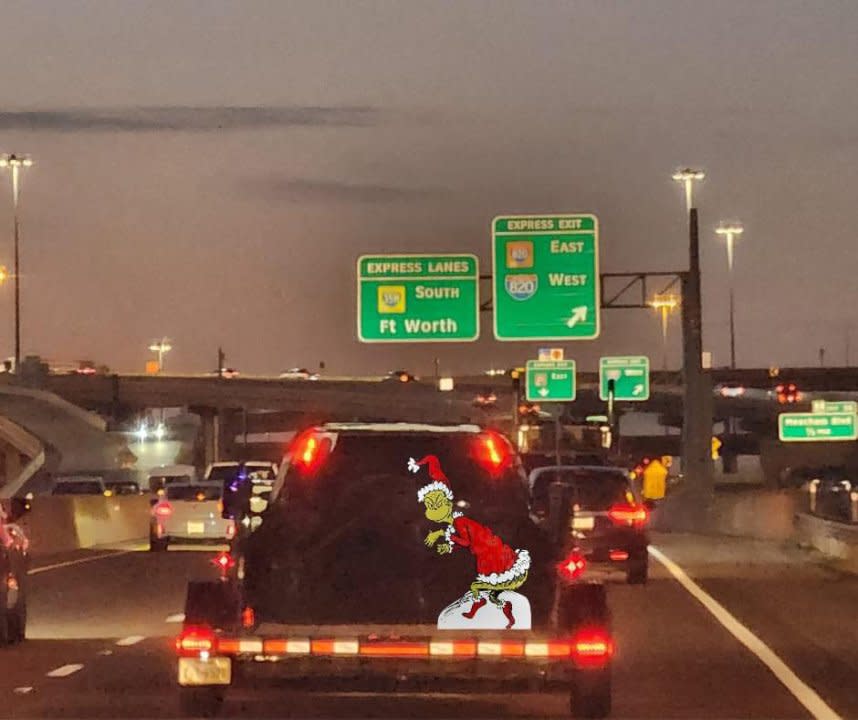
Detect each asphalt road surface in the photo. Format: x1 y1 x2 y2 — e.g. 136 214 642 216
4 534 856 719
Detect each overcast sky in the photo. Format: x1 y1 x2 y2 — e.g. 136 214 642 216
0 0 856 376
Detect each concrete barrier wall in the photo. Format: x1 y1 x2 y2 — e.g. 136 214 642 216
708 490 799 541
795 512 858 574
19 495 150 555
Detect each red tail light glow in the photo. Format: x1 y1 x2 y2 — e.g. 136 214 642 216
558 551 587 581
241 606 255 628
570 627 614 669
472 431 512 474
609 550 629 561
608 503 648 527
291 430 330 472
175 625 215 656
212 551 235 574
153 502 172 518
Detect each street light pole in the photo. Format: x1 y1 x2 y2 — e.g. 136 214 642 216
672 168 713 523
148 338 172 373
0 154 33 372
716 222 744 369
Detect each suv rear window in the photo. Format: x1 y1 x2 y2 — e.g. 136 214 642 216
531 468 634 513
52 480 103 495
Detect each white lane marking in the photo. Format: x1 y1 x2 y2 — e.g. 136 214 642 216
649 546 841 720
165 613 185 623
13 686 33 695
97 649 113 656
46 664 84 678
116 635 144 646
29 550 132 576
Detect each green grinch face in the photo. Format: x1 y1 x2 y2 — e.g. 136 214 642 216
423 489 453 523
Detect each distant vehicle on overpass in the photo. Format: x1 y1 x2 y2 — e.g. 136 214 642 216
279 368 320 380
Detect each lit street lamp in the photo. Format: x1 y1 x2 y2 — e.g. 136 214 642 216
0 153 33 371
649 293 680 370
148 338 172 373
715 222 744 369
671 167 705 214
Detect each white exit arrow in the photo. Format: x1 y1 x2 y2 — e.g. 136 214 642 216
566 306 588 328
538 387 549 397
632 384 644 396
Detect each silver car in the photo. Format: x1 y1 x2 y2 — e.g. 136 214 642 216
149 483 235 551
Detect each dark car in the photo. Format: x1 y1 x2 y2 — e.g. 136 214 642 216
177 423 614 718
0 498 30 645
529 465 650 585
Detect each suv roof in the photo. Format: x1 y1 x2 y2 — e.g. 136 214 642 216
317 422 482 434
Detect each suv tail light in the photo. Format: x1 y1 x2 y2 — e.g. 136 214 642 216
570 627 614 669
472 431 512 474
153 502 172 518
608 503 648 527
175 625 215 656
558 551 587 581
291 430 331 472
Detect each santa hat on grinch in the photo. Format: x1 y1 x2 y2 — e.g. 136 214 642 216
409 455 454 502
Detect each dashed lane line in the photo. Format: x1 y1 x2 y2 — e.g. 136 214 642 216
650 545 841 720
165 613 185 623
29 551 132 576
116 635 145 646
45 664 84 678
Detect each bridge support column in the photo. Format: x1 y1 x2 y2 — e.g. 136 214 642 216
198 408 222 467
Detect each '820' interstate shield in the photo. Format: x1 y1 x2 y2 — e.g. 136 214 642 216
492 214 600 341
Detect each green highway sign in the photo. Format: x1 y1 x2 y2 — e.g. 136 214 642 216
492 214 600 340
812 399 858 415
357 254 479 343
599 356 650 401
778 412 857 442
526 360 576 402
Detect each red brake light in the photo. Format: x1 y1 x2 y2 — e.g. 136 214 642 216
175 625 215 656
291 430 330 472
212 551 235 572
558 551 587 581
608 503 648 527
153 502 172 518
241 606 255 628
571 627 614 669
473 431 512 474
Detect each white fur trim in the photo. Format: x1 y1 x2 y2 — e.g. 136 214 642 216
475 549 531 586
407 457 420 474
443 512 464 548
417 481 453 502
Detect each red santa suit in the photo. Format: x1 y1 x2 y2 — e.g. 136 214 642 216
445 513 530 585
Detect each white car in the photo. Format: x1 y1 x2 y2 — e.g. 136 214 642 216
279 367 319 380
149 483 235 551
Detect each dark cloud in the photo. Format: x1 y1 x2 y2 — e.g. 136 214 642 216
0 106 380 132
247 177 446 204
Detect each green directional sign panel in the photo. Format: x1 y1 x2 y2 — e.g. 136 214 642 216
778 412 857 442
812 400 858 415
492 214 600 341
357 254 479 343
526 360 576 402
599 356 650 401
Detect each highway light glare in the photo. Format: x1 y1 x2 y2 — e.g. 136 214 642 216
154 423 166 441
136 424 148 442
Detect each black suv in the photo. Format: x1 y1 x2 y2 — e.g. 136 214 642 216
529 465 650 585
177 423 614 718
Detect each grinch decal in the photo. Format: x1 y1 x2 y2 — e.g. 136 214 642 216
408 455 531 630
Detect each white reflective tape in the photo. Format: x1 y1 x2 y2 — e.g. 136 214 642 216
429 641 454 656
477 641 502 656
332 639 359 655
286 638 311 654
238 639 263 654
525 642 549 657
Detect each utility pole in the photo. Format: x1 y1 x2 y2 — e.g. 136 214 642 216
217 347 225 379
